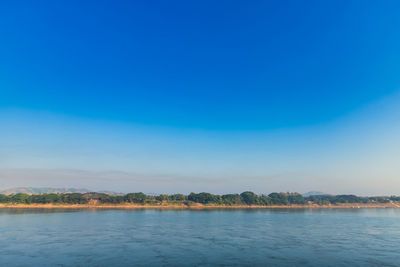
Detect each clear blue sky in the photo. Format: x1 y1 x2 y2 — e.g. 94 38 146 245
1 1 400 194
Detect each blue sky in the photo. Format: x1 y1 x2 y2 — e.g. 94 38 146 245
1 1 400 194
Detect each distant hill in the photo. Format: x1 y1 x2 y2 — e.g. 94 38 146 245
302 191 328 197
0 187 91 195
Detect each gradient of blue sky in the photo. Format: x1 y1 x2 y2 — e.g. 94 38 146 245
1 1 400 194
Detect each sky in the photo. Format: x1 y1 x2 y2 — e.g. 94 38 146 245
1 1 400 195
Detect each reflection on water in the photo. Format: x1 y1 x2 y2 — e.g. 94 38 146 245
0 208 82 215
1 208 400 266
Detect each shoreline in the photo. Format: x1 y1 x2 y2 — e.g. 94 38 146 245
1 203 399 210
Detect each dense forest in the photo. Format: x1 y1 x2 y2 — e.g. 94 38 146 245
1 192 399 206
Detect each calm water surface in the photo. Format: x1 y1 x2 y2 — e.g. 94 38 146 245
1 208 399 266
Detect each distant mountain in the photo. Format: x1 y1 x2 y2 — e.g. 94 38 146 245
0 187 90 195
302 191 328 197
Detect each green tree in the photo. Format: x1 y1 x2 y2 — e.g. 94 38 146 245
169 194 186 201
11 193 30 204
156 194 170 202
0 194 10 203
222 194 243 205
240 192 260 205
188 192 222 204
287 193 305 204
125 192 147 203
268 193 289 205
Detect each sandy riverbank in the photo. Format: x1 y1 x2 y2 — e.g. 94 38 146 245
1 203 399 209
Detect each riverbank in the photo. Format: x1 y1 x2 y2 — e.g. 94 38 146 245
1 203 399 209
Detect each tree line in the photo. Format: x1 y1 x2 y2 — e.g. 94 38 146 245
0 192 399 205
